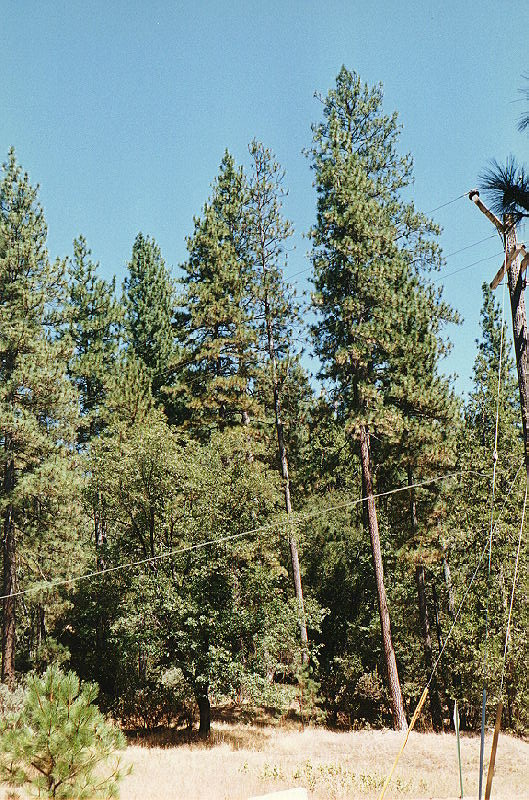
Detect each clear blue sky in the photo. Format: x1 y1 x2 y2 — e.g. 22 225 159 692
2 0 528 395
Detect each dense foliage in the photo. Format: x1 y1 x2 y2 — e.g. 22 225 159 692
0 67 527 749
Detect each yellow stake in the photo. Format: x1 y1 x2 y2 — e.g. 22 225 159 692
378 687 429 800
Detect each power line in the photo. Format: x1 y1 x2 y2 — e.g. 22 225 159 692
427 192 468 214
499 477 528 696
286 234 500 286
0 468 486 602
444 234 496 259
433 252 504 283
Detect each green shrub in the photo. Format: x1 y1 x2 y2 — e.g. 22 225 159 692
0 666 128 799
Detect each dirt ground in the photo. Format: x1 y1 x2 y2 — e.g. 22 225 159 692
118 723 529 800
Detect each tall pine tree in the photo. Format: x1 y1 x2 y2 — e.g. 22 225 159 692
0 149 78 685
246 140 309 654
309 67 442 728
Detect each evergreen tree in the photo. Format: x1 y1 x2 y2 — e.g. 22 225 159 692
178 151 257 435
309 67 440 729
384 271 459 729
467 282 519 448
66 235 122 444
123 232 178 416
73 413 300 737
0 149 78 685
0 666 127 798
437 283 527 731
246 140 309 654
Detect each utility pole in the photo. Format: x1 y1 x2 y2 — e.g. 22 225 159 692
469 190 529 476
469 190 529 800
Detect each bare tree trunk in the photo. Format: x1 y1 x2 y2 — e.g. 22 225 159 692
2 456 16 687
359 425 407 730
442 549 455 618
266 308 308 658
36 604 46 650
408 469 443 730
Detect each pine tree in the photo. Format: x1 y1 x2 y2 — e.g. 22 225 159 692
438 283 527 731
0 149 78 685
467 282 519 448
0 666 127 798
246 140 309 654
178 151 257 435
386 270 459 729
66 235 122 444
123 232 178 416
309 67 437 729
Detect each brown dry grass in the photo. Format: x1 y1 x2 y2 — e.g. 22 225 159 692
118 723 529 800
0 723 526 799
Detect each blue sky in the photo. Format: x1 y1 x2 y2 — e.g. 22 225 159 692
2 1 528 395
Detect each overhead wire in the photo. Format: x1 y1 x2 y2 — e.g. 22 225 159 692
286 234 502 286
432 252 504 284
427 192 469 214
0 468 487 603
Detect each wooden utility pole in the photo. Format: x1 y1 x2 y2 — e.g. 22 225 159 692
469 190 529 799
469 190 529 475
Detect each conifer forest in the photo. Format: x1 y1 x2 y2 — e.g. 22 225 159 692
0 64 528 790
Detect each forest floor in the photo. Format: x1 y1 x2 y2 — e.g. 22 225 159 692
119 720 529 800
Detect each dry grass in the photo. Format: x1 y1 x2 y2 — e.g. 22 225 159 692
118 723 529 800
0 723 526 799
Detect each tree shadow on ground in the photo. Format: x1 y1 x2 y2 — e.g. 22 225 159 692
124 703 304 750
125 724 272 750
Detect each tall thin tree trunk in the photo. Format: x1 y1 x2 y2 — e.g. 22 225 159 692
359 425 407 730
415 564 444 730
264 300 308 658
2 456 16 687
408 469 443 730
36 604 46 651
442 548 455 618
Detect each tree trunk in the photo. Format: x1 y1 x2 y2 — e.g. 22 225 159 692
359 425 407 730
36 604 46 651
415 565 444 729
2 457 16 687
197 693 211 738
442 549 455 618
266 314 308 659
408 469 443 730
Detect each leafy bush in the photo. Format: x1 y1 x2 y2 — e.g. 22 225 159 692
115 672 194 731
0 666 128 799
